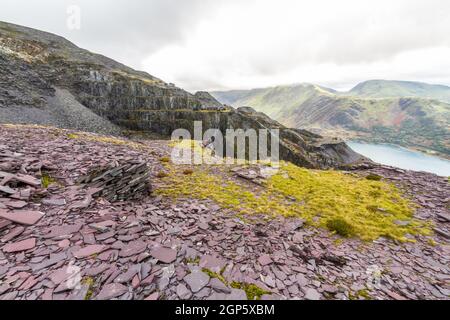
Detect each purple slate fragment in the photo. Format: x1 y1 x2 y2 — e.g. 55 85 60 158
95 283 128 300
1 226 25 243
2 238 36 253
199 255 226 273
150 246 177 264
183 270 210 293
176 283 192 300
258 254 273 266
42 224 82 239
73 245 107 259
0 210 44 226
119 240 147 258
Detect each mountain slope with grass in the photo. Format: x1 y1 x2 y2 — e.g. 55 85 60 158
212 82 450 158
0 21 364 170
348 80 450 102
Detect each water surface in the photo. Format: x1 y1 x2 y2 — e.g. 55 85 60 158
347 142 450 177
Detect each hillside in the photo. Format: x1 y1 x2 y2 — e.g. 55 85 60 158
0 21 364 170
212 82 450 158
348 80 450 103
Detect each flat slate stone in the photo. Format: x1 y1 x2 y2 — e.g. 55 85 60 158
184 270 210 293
73 245 107 259
14 174 41 187
95 283 128 300
209 278 231 294
5 201 28 209
258 254 273 266
42 198 67 206
1 226 25 243
144 292 159 300
150 246 177 263
304 288 321 300
0 210 44 225
42 224 82 239
176 283 192 300
2 238 36 253
199 255 226 273
227 289 248 300
119 240 147 258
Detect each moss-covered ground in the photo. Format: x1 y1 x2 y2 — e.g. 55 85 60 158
157 151 432 242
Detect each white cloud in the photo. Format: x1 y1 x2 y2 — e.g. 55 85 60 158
1 0 450 91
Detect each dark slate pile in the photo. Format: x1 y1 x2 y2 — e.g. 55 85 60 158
77 161 152 202
0 125 449 301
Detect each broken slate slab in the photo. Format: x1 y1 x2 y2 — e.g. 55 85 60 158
1 226 25 243
95 283 128 300
73 245 107 259
42 198 67 206
119 240 147 258
150 246 177 264
199 255 226 273
2 238 36 253
304 288 321 300
14 174 41 187
0 210 44 226
183 270 210 293
176 283 192 300
209 278 231 294
258 254 273 266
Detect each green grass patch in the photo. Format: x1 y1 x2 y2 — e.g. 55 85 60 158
202 268 227 285
41 173 55 188
326 217 355 237
156 161 432 242
230 282 271 300
81 277 95 300
366 174 382 181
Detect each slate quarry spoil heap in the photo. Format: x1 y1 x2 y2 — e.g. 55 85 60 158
77 161 152 202
0 125 448 301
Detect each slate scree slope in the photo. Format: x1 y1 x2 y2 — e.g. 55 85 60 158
0 21 364 169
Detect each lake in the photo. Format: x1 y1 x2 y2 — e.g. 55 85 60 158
347 142 450 177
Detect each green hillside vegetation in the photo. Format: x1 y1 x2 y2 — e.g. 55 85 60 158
212 81 450 157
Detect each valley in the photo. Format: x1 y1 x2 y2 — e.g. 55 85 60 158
212 81 450 160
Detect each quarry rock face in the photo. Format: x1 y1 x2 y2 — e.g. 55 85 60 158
0 21 365 169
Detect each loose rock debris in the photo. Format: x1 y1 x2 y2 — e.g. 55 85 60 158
0 125 448 300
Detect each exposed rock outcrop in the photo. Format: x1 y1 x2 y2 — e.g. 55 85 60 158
0 21 365 169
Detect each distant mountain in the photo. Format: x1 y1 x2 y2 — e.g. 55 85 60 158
212 81 450 158
0 21 364 169
347 80 450 103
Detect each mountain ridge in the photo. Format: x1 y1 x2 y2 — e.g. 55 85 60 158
212 81 450 158
0 20 364 169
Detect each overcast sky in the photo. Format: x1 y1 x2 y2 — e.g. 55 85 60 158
1 0 449 91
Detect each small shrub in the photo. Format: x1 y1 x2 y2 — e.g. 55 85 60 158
41 173 55 188
81 277 95 300
67 133 79 139
183 169 194 175
160 157 171 163
326 217 355 238
156 171 169 179
366 174 382 181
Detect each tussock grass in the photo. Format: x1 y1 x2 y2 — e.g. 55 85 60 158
157 161 431 242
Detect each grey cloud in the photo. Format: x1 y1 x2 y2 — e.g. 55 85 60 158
1 0 449 90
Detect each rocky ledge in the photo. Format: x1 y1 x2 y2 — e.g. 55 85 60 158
0 125 448 300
